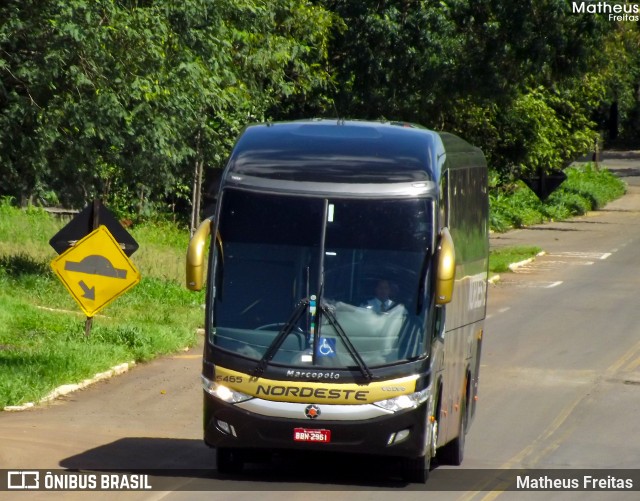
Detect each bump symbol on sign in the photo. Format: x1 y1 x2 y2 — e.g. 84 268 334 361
64 255 128 279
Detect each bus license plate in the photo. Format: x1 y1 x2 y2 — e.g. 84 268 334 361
293 428 331 443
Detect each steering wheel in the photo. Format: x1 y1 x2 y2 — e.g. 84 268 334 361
255 323 305 333
255 323 306 352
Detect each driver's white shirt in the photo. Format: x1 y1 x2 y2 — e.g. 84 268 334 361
364 298 393 313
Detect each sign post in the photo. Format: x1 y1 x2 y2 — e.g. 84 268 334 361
85 200 99 336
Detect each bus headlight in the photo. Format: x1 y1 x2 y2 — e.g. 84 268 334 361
201 375 253 403
373 388 430 412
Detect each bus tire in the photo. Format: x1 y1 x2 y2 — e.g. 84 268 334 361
216 447 244 474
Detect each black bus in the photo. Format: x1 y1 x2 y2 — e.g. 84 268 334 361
186 120 489 482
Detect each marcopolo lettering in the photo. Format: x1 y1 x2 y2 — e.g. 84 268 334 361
256 384 368 401
286 370 340 380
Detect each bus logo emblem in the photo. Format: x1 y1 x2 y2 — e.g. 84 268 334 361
305 405 321 419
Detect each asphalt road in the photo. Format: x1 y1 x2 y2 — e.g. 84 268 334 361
1 154 640 500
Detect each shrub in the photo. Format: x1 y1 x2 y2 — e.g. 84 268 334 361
490 163 626 232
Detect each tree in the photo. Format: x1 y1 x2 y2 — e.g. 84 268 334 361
316 1 621 178
2 0 637 210
0 0 335 220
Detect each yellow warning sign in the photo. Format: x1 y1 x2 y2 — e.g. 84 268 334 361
50 225 141 317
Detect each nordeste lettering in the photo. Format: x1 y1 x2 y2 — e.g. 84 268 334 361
256 384 368 401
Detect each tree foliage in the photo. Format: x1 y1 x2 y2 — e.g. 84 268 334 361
319 0 637 178
0 0 335 215
0 1 638 215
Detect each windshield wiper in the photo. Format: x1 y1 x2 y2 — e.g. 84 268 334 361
252 298 309 378
251 298 374 383
320 304 374 383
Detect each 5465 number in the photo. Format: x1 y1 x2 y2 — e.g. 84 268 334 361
215 375 243 384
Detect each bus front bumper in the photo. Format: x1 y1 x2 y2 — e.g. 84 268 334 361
203 392 430 459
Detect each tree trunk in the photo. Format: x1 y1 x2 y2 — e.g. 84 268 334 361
190 131 203 237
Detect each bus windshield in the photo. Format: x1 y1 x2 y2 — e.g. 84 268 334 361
210 188 433 369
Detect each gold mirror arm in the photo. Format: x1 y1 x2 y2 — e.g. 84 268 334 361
186 218 213 291
435 227 456 305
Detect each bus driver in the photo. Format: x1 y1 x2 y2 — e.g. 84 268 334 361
363 279 398 313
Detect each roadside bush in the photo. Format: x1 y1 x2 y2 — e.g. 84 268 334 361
490 163 626 232
489 181 545 231
548 164 626 210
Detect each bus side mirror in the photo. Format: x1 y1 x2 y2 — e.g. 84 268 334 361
186 218 213 291
435 227 455 305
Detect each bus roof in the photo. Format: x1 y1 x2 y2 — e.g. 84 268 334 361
218 120 485 198
225 120 441 184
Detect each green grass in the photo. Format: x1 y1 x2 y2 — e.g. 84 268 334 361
0 199 204 409
129 221 194 283
489 246 542 274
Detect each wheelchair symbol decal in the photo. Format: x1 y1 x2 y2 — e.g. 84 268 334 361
316 337 336 357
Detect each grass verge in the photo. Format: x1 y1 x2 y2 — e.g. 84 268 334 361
489 246 542 274
0 200 204 409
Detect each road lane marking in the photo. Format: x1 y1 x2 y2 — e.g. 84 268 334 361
485 307 510 320
463 393 587 501
548 251 610 259
605 337 640 376
525 259 594 267
468 337 640 501
497 280 563 289
625 356 640 372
